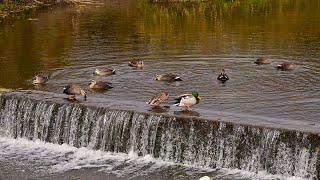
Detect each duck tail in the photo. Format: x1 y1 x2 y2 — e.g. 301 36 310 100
175 77 182 81
112 69 116 74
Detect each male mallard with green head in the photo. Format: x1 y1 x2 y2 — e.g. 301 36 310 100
147 91 169 106
94 68 116 75
174 91 201 111
63 84 87 101
156 74 182 82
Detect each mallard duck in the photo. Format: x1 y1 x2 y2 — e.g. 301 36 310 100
129 60 144 68
94 68 116 75
33 75 49 84
63 84 86 101
156 74 182 82
88 80 113 89
147 91 169 106
276 62 296 71
217 69 229 82
254 57 271 65
174 91 201 111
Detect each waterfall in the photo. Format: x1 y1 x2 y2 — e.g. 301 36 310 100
0 91 319 179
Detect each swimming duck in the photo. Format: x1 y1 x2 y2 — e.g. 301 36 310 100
174 91 201 111
63 84 86 101
33 75 49 84
276 62 296 71
217 69 229 82
156 74 182 82
88 80 113 89
147 91 169 106
254 57 271 65
94 68 116 75
129 60 144 68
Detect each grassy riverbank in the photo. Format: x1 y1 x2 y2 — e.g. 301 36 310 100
0 0 74 18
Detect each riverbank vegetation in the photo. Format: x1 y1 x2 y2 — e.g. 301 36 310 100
0 0 77 18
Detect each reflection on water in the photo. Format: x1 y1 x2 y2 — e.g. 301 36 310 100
0 0 319 123
174 110 200 117
148 105 170 113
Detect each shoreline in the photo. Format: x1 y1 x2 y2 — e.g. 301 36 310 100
0 0 76 19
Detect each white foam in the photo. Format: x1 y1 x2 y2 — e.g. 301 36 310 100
0 137 309 179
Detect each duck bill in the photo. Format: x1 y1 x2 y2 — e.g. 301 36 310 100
198 96 202 101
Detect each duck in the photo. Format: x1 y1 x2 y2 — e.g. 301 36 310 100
174 91 201 111
88 80 113 89
129 60 144 68
147 91 169 106
217 69 229 82
33 75 49 84
94 68 116 75
254 57 271 65
156 74 182 82
276 62 296 71
63 84 86 101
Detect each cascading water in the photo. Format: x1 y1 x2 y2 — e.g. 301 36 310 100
0 91 319 179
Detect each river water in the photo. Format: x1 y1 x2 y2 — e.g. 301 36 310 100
0 0 319 179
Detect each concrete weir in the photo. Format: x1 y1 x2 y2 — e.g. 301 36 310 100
0 90 319 179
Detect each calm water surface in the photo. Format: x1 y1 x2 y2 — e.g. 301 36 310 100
0 0 319 124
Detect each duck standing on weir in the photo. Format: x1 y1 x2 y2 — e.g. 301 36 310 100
174 91 201 111
147 91 169 107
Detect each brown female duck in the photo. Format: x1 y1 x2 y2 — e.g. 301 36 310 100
156 74 182 82
129 60 144 68
63 84 86 101
88 80 113 89
276 62 296 71
33 75 49 84
254 57 271 65
94 68 116 75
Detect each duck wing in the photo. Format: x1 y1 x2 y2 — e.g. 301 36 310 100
174 94 192 104
147 92 169 106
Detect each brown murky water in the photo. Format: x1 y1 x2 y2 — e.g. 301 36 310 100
0 0 319 124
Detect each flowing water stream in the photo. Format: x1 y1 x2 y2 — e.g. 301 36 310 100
0 0 320 179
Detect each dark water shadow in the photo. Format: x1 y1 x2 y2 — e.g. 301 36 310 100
33 83 47 89
63 98 80 103
148 105 170 113
90 89 111 95
174 110 200 117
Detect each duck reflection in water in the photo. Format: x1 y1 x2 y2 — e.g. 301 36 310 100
148 105 170 113
174 109 200 117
